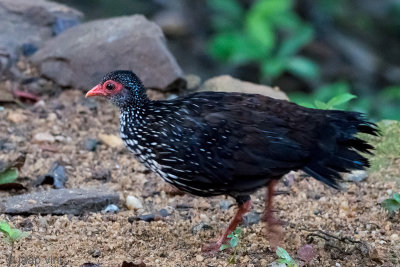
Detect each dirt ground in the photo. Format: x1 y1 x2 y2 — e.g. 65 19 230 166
0 89 399 267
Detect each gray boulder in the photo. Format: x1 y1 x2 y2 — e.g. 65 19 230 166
0 0 82 73
198 75 288 100
31 15 184 91
0 188 119 215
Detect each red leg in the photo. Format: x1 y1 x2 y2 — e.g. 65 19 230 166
262 180 283 248
202 199 252 253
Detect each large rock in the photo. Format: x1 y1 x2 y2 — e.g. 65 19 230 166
0 0 82 74
199 75 288 100
0 188 119 215
31 15 184 91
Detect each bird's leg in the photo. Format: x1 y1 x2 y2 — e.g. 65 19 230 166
262 180 283 248
202 197 251 253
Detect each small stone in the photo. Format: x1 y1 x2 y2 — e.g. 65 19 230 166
92 168 111 182
98 133 124 148
102 204 119 214
390 233 399 241
191 222 213 234
33 132 55 143
34 162 68 189
89 249 101 258
195 255 204 262
7 111 27 123
138 214 156 222
200 213 209 223
19 219 33 231
243 212 260 226
38 217 48 228
219 200 233 210
158 209 169 217
126 195 143 210
345 170 368 182
83 138 99 151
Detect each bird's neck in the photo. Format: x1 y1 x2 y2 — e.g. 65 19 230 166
120 100 149 125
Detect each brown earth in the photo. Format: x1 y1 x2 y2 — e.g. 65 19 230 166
0 89 399 267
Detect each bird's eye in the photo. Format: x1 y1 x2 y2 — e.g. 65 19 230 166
106 83 115 91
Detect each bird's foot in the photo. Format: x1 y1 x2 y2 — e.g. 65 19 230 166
263 214 284 250
201 240 224 254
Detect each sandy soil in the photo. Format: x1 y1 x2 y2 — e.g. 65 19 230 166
0 89 399 267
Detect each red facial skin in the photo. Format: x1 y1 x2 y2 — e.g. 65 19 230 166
85 80 123 98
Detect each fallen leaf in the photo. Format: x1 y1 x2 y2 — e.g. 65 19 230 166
297 244 316 264
12 90 39 102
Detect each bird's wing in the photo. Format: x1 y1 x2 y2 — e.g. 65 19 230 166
148 92 313 190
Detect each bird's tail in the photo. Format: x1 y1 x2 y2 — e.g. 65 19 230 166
302 110 379 189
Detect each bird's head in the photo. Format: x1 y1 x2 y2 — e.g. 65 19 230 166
86 70 148 108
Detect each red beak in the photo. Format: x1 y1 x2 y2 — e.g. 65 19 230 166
86 84 106 97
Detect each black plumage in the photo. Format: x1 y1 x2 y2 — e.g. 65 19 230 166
87 70 378 251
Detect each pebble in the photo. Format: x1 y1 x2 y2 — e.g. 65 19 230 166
83 138 99 151
98 133 123 148
243 212 260 226
33 132 55 143
191 222 213 234
390 233 399 241
126 195 143 210
200 213 209 223
102 204 119 214
219 200 233 210
7 112 27 123
345 170 368 182
195 255 204 262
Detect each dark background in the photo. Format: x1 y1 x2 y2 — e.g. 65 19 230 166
53 0 400 120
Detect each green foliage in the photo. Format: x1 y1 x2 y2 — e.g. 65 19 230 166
0 168 18 185
0 221 30 245
220 226 242 265
290 81 356 110
382 193 400 214
207 0 318 82
276 247 298 267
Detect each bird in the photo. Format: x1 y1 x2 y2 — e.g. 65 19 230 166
86 70 378 252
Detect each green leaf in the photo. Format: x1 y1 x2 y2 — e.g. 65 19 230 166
234 226 242 236
245 14 275 52
250 0 293 19
261 58 287 79
229 236 239 248
326 93 357 109
278 24 314 57
9 229 29 242
315 81 351 101
276 246 292 262
276 258 289 263
0 167 18 185
0 221 12 235
314 100 329 109
227 232 233 238
208 0 243 31
382 198 400 214
392 193 400 203
286 56 320 80
220 244 230 251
